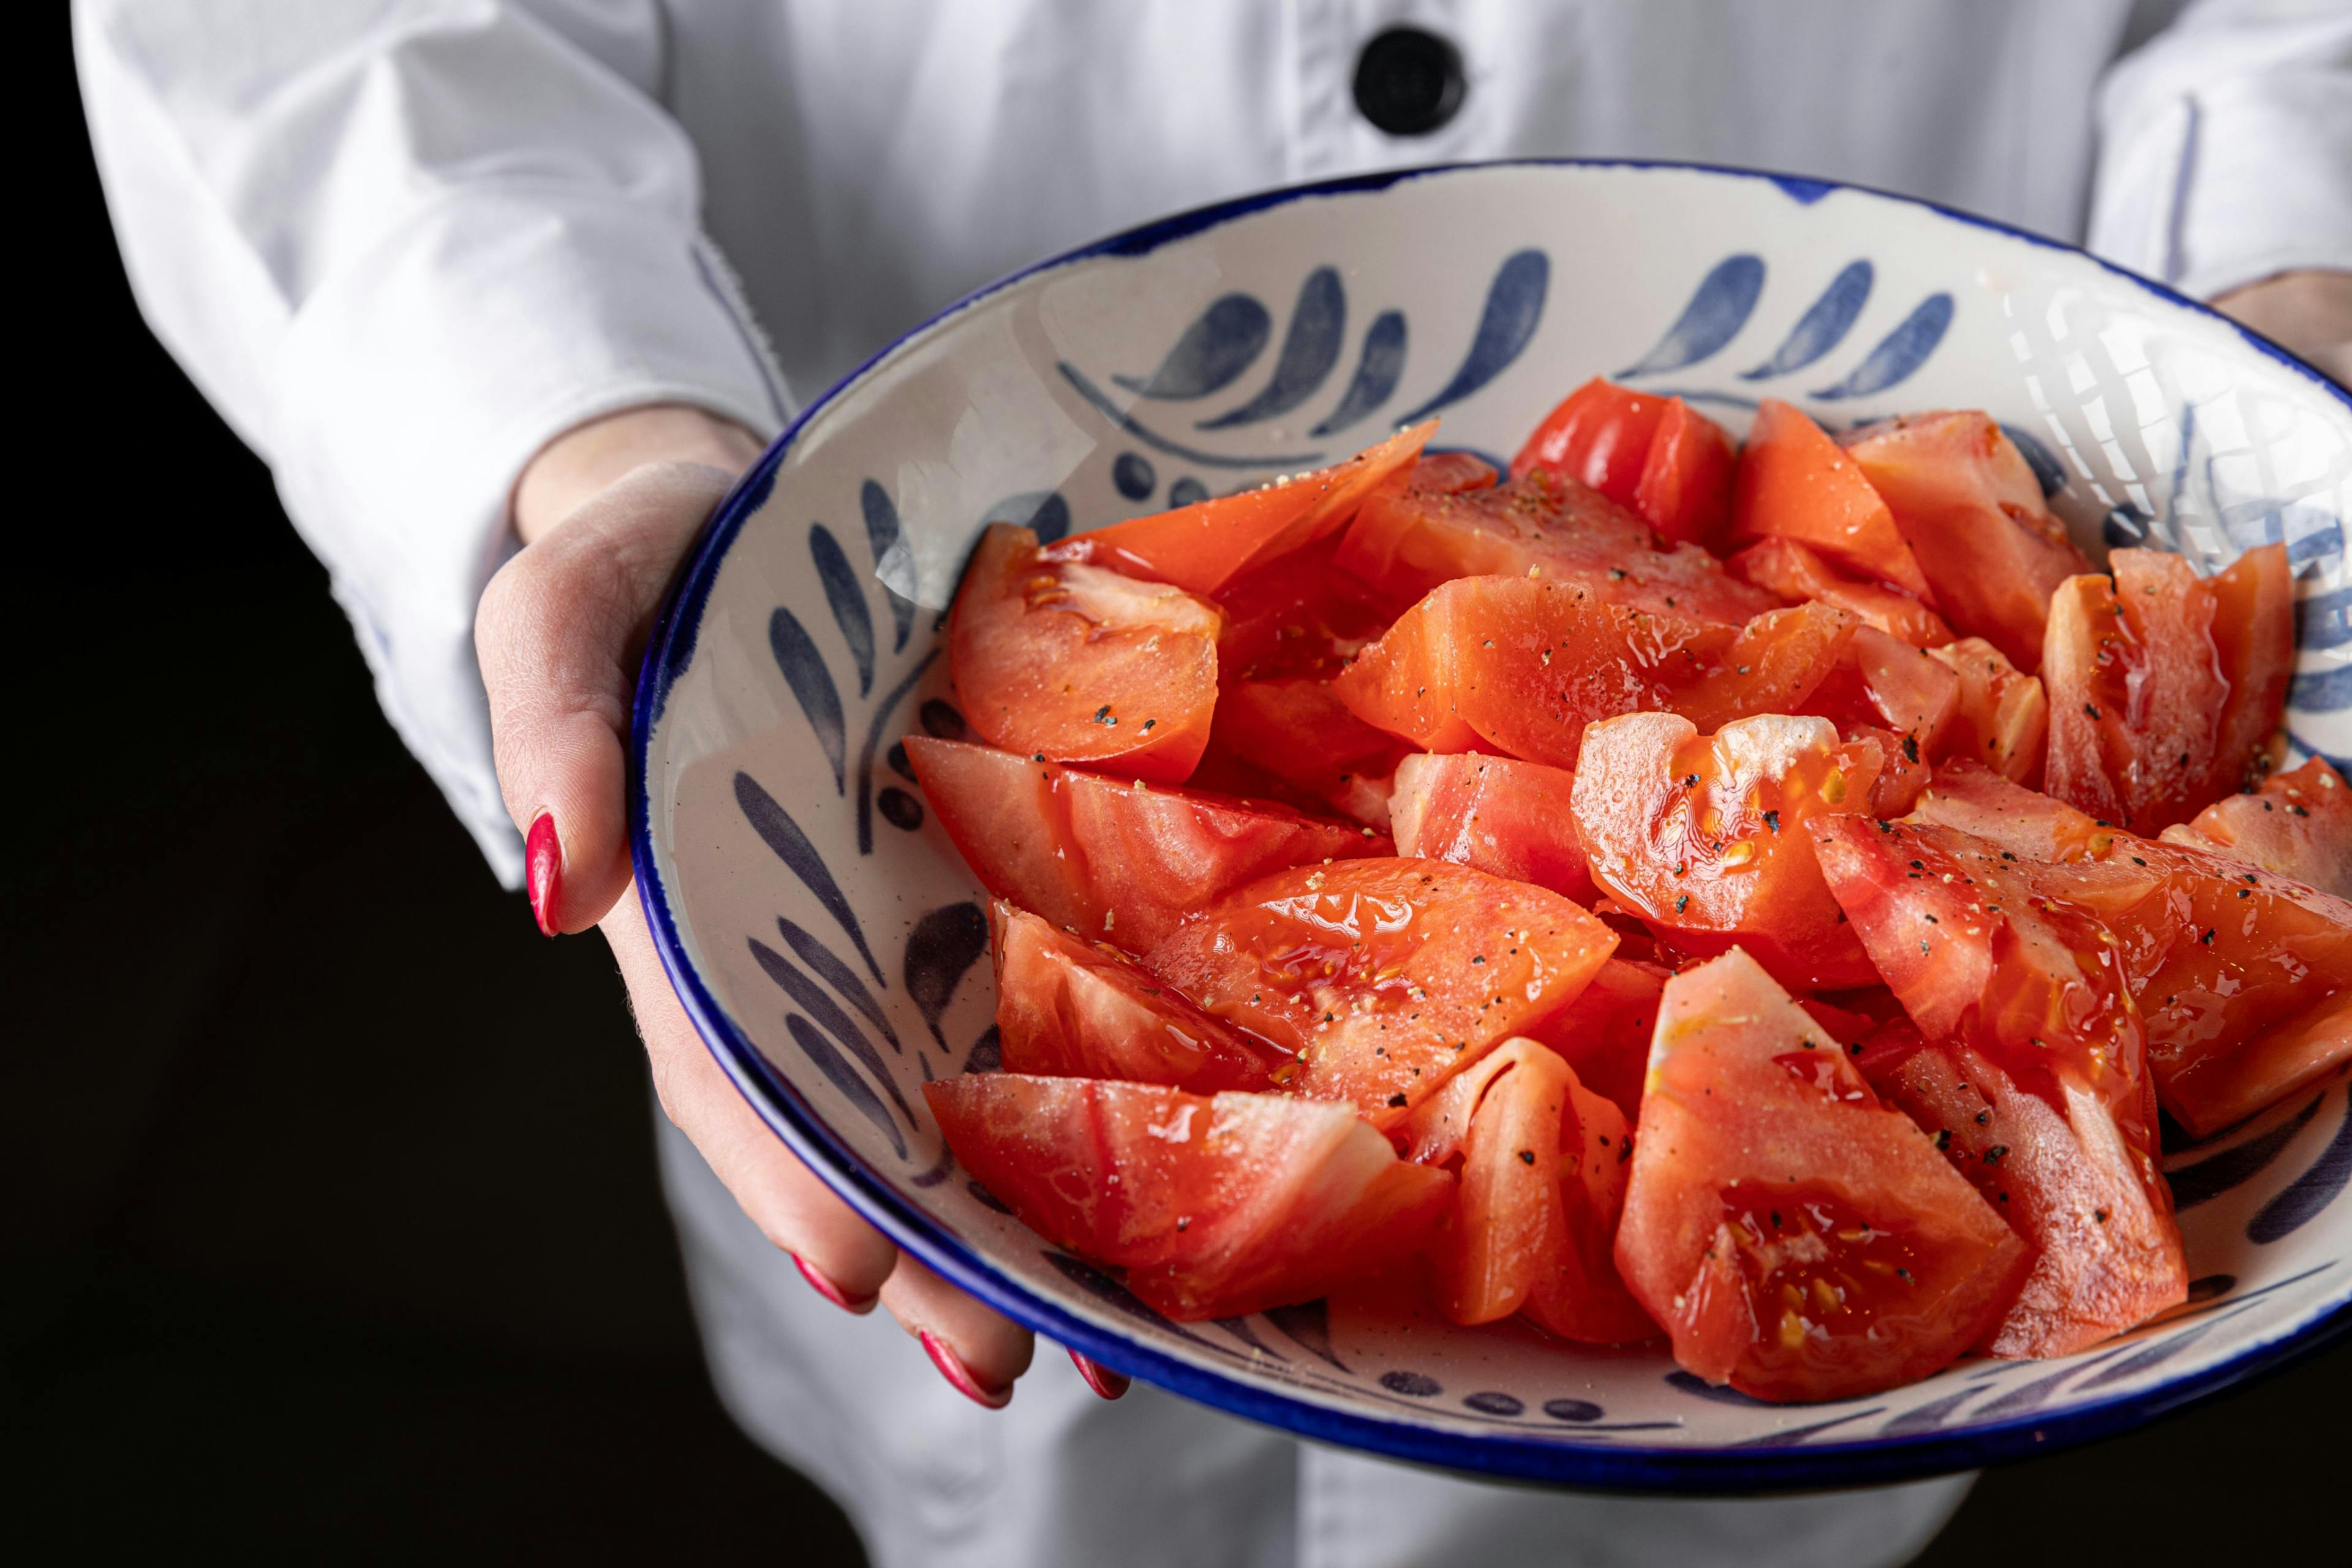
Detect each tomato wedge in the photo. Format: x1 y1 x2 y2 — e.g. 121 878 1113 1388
1672 601 1860 734
1733 399 1932 602
1209 676 1409 804
1412 450 1501 494
1213 535 1406 682
1803 625 1961 760
2162 757 2352 898
1730 537 1953 649
990 901 1281 1091
1927 637 2049 785
1338 464 1776 625
1573 712 1887 990
2042 546 2292 834
924 1074 1452 1319
1143 858 1617 1128
1613 950 2028 1400
1048 423 1433 596
1523 956 1667 1121
949 522 1221 780
1514 379 1736 550
1635 398 1740 552
1387 752 1596 902
1858 1028 2190 1357
1843 412 2090 672
905 737 1384 951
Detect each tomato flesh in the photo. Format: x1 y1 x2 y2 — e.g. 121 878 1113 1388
905 736 1384 952
1733 399 1932 602
1213 535 1406 682
1573 712 1887 990
2162 757 2352 899
990 901 1282 1091
1523 957 1667 1122
2042 547 2291 834
1634 398 1739 552
1210 676 1409 804
949 522 1221 780
1730 537 1953 649
1339 464 1775 625
1843 412 2089 673
1928 637 2048 785
1613 950 2027 1400
924 1074 1452 1319
1387 752 1596 902
1049 423 1431 596
1513 379 1735 551
1143 858 1617 1128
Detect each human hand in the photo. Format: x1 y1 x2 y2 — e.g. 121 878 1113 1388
2211 269 2351 388
478 404 1076 1408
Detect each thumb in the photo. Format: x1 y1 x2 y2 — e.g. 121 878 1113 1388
476 460 738 932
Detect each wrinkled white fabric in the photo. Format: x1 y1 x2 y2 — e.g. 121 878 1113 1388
77 4 2348 1562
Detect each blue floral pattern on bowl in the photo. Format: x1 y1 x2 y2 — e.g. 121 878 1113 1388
631 161 2352 1490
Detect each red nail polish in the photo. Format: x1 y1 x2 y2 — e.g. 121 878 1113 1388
793 1253 877 1314
1068 1348 1130 1401
921 1330 1012 1409
526 812 562 937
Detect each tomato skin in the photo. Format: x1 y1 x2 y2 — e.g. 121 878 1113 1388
1210 676 1408 801
1142 858 1618 1128
2206 542 2296 791
1928 638 2048 785
1514 378 1668 502
1412 450 1502 494
949 522 1222 780
1842 412 2090 673
990 901 1283 1092
1733 400 1932 602
1388 752 1596 903
1614 950 2029 1401
2162 757 2352 898
1729 537 1953 648
1523 956 1668 1121
1573 712 1887 991
2043 548 2290 835
1635 398 1738 552
1672 601 1858 734
1339 464 1776 625
1213 536 1407 682
1332 575 1733 769
1049 423 1432 596
1862 1033 2189 1358
923 1074 1452 1319
906 737 1385 951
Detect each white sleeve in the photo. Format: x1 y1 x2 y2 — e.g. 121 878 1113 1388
2089 0 2352 303
75 1 788 885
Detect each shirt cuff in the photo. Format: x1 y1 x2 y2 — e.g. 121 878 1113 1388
270 186 786 886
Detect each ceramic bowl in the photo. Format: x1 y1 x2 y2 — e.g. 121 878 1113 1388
630 160 2352 1490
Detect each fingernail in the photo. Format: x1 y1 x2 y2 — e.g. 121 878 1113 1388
1068 1348 1130 1401
793 1253 877 1314
921 1330 1012 1409
526 812 562 937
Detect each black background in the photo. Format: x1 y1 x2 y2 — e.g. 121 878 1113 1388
16 15 2348 1562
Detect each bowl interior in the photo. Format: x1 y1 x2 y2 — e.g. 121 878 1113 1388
633 162 2352 1488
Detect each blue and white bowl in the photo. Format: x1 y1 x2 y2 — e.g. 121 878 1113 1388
630 161 2352 1490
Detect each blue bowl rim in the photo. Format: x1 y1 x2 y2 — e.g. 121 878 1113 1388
627 156 2352 1491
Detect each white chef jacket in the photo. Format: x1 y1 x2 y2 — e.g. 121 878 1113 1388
75 4 2352 1565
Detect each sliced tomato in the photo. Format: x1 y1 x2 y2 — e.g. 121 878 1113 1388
1142 858 1617 1128
1927 637 2049 785
1412 450 1501 494
905 737 1384 951
1613 950 2029 1400
1513 377 1668 503
1843 412 2090 673
1905 760 2105 864
1048 423 1433 596
1523 956 1668 1121
1672 601 1859 734
1338 464 1776 625
1525 1068 1660 1344
1634 398 1739 552
990 901 1281 1091
1572 712 1887 990
949 522 1221 780
1213 535 1409 683
1210 676 1409 803
2162 757 2352 898
1733 399 1932 602
1861 1032 2190 1357
1729 537 1953 648
2043 547 2290 834
924 1074 1452 1319
1387 752 1596 903
1803 625 1960 760
1332 576 1730 769
2206 541 2296 791
1846 722 1932 818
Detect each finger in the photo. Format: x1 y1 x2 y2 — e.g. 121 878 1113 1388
881 1251 1036 1408
603 889 901 1305
477 461 735 932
